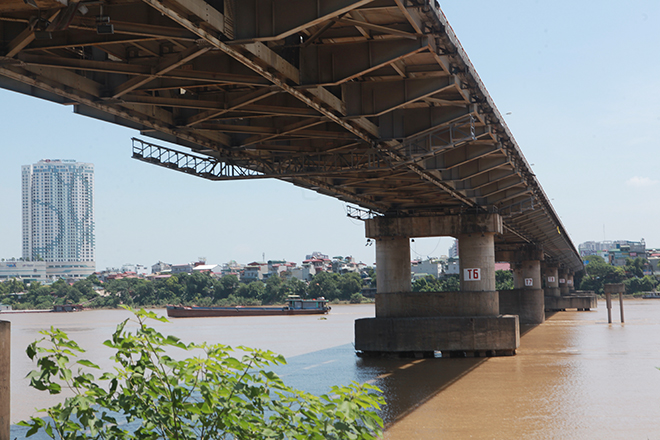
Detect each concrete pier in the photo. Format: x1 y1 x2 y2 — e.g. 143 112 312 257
458 231 496 292
566 272 575 293
355 213 519 357
375 236 411 294
544 294 597 311
543 263 560 298
559 269 570 296
498 246 545 324
1 321 9 440
544 267 597 312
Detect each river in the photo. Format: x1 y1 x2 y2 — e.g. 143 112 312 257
3 300 660 439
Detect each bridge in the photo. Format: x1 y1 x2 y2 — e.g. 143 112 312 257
0 0 594 356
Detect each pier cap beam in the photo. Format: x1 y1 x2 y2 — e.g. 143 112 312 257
365 213 502 239
603 283 625 294
496 245 544 264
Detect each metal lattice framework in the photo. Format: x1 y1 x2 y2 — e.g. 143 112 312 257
0 0 582 271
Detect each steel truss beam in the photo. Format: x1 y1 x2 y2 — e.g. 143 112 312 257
131 115 476 179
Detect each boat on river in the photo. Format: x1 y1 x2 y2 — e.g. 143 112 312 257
642 291 660 299
166 295 330 318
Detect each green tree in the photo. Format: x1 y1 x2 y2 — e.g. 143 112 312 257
20 309 384 440
624 257 647 278
237 281 266 302
5 278 26 293
581 255 625 294
262 275 286 304
215 274 240 300
309 272 341 300
412 275 443 292
283 276 307 298
624 275 658 294
440 275 460 292
349 292 366 303
337 272 363 300
495 270 514 290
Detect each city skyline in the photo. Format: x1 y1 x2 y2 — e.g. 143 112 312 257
1 1 659 271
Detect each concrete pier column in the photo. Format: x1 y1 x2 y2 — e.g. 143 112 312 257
458 232 496 292
543 264 560 297
375 236 411 294
356 213 518 357
498 246 545 324
558 269 569 296
567 272 576 293
1 321 9 440
512 260 542 290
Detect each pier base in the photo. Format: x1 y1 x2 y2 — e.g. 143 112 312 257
356 291 519 357
545 295 597 311
499 288 545 324
355 315 519 357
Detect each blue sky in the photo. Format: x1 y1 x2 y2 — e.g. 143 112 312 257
441 0 660 248
1 1 659 270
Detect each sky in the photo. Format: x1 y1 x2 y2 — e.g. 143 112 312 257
1 1 659 271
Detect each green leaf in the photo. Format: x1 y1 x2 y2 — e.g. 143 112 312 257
77 359 100 369
18 308 385 440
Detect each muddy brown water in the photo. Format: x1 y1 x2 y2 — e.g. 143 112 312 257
3 300 660 439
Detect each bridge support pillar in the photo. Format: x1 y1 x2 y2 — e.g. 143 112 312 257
1 321 9 440
559 269 570 296
497 246 545 324
567 272 576 293
545 266 596 311
375 236 411 294
543 263 560 298
355 213 519 357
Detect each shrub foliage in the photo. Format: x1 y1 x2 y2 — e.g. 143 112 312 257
20 309 384 440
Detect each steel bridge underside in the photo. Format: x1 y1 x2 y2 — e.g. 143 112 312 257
0 0 582 272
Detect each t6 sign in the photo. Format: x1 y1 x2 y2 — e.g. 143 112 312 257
464 268 481 281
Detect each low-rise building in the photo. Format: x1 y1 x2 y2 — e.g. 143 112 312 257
46 262 96 280
445 258 460 275
151 261 171 274
579 240 646 267
171 263 194 274
193 264 222 275
647 249 660 275
290 264 316 282
121 263 149 276
0 260 47 281
411 258 445 278
242 262 268 282
332 256 364 274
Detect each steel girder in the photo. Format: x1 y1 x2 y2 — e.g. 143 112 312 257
0 0 583 272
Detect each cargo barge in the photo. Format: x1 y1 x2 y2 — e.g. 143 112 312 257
166 295 330 318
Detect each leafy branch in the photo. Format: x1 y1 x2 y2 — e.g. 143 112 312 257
20 308 384 440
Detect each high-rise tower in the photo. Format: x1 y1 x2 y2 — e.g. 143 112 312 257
22 159 95 279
